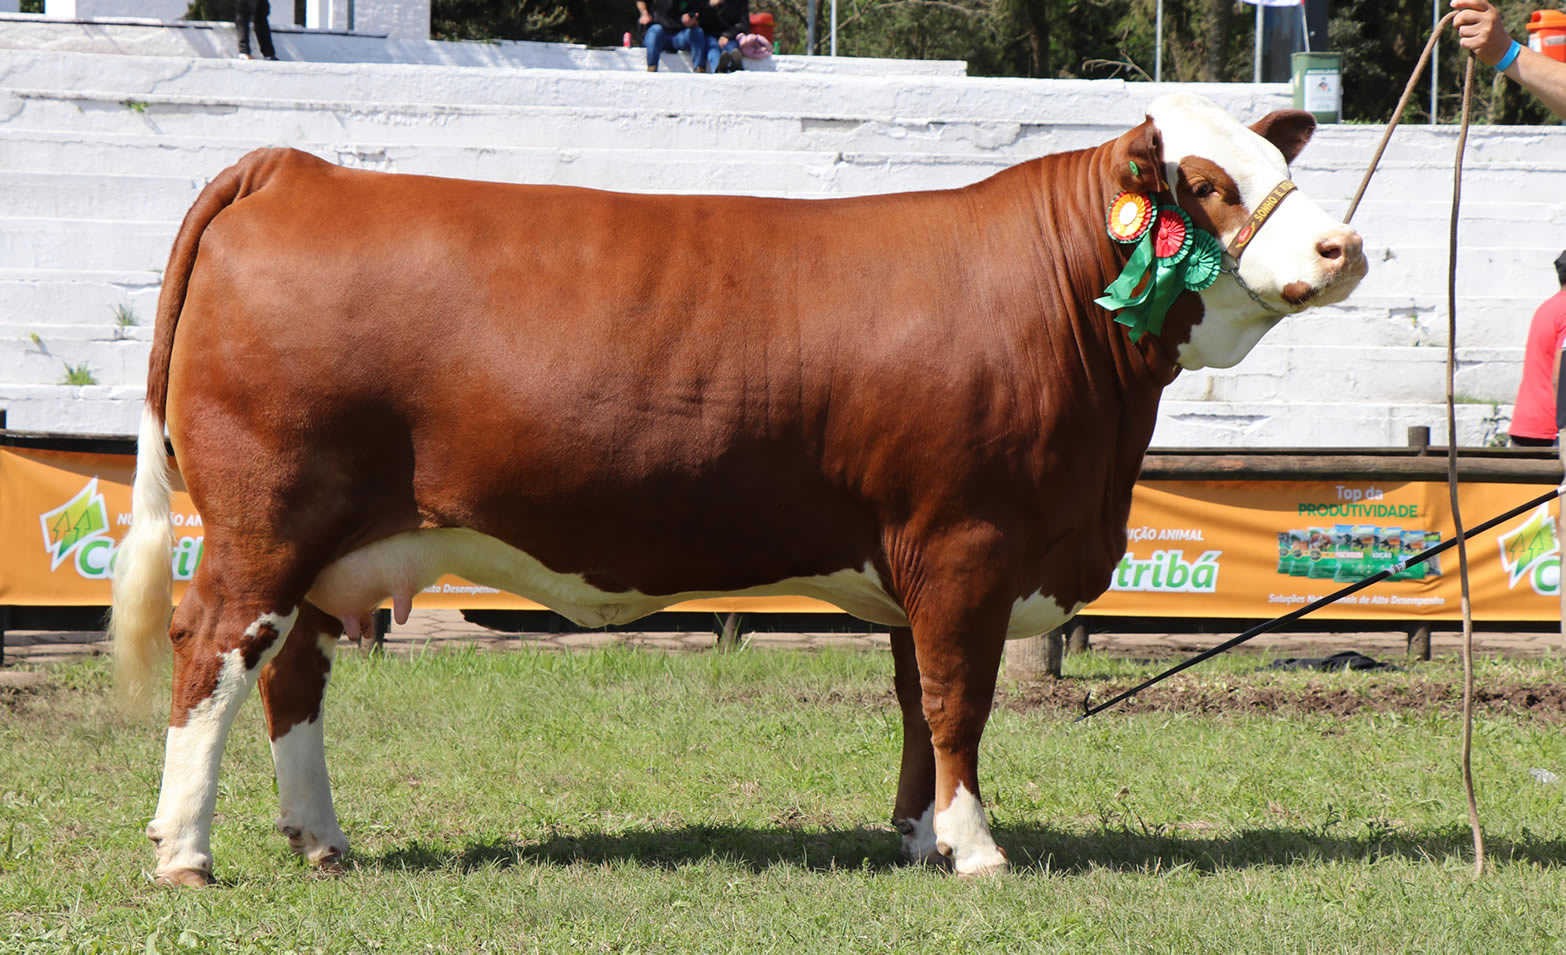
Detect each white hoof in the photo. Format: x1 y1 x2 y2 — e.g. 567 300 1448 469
894 804 944 866
933 783 1007 877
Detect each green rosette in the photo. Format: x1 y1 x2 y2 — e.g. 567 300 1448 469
1097 201 1223 343
1182 230 1223 291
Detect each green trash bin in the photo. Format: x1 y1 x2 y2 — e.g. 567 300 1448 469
1292 52 1342 123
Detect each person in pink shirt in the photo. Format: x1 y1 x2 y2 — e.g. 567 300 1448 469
1509 251 1566 447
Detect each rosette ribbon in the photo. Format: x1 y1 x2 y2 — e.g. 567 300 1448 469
1094 194 1226 343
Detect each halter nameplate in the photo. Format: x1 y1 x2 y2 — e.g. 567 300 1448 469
1223 180 1297 263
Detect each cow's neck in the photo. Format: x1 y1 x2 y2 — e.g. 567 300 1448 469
979 147 1187 477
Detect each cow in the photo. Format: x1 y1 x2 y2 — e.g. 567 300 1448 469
109 92 1366 886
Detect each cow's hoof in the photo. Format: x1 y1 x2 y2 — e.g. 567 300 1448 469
894 811 943 868
311 847 348 875
953 845 1008 878
155 866 215 888
279 821 349 872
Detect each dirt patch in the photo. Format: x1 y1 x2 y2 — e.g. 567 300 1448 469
1003 677 1566 722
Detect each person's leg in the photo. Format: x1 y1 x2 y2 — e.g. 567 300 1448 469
643 23 668 70
689 28 710 71
253 0 277 59
233 0 253 57
703 35 723 73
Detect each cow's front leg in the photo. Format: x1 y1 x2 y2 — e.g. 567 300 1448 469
147 587 296 886
890 626 941 866
906 598 1010 877
257 603 349 871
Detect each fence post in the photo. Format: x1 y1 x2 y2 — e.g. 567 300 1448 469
1407 624 1432 661
716 612 743 651
1005 627 1063 680
1065 618 1090 655
372 608 390 654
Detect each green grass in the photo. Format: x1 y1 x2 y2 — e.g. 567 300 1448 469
111 304 137 328
57 362 97 387
4 647 1566 952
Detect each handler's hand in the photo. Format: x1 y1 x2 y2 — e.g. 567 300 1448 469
1451 0 1515 67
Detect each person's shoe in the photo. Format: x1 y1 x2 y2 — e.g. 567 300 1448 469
646 64 658 72
693 65 707 73
264 54 279 60
236 52 252 60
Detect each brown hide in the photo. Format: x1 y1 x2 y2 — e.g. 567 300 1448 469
160 127 1194 622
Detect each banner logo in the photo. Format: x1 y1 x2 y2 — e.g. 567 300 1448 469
1110 548 1222 593
1497 504 1559 596
39 477 110 570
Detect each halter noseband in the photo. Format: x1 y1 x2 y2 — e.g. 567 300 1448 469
1219 179 1298 315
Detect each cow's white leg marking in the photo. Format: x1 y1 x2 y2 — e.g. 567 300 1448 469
895 802 941 865
934 783 1008 876
270 632 348 868
147 609 296 883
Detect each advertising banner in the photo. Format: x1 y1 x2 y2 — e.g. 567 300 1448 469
3 445 1561 621
1084 479 1561 621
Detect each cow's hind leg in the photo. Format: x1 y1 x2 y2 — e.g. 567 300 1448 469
890 627 941 866
905 593 1010 876
257 602 349 871
146 578 298 886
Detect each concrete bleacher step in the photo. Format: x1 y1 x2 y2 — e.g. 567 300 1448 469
0 268 163 326
0 48 1274 126
1152 400 1509 448
0 149 1007 221
0 383 144 434
0 323 151 389
1167 344 1522 407
0 86 1101 166
0 218 177 272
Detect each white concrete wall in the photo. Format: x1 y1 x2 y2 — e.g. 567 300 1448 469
0 19 1559 448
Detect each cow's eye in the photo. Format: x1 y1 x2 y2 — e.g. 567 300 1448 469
1192 182 1217 199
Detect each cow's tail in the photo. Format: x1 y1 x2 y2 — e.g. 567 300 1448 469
110 155 261 709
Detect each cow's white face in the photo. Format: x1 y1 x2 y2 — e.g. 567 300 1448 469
1145 93 1367 370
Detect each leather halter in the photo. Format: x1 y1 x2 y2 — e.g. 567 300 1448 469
1219 179 1298 315
1223 179 1297 263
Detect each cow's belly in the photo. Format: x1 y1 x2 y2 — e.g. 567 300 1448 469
306 529 1080 639
305 528 912 630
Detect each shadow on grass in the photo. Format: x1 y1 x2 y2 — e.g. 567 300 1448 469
365 821 1566 875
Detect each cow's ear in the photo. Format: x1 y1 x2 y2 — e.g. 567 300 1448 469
1251 109 1316 165
1110 118 1167 194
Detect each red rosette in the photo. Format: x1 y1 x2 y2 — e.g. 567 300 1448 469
1106 191 1155 244
1153 207 1193 262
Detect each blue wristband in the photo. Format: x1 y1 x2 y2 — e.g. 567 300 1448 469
1494 39 1522 72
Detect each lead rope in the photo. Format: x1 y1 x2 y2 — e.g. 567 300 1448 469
1323 10 1487 875
1346 13 1485 877
1448 55 1485 880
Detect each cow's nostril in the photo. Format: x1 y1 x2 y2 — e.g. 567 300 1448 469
1317 238 1342 261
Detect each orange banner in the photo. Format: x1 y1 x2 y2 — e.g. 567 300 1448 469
1082 479 1561 621
2 445 1561 621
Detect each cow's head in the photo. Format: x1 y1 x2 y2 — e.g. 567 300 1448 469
1111 93 1366 370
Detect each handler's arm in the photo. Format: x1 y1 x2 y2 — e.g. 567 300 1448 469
1453 0 1566 118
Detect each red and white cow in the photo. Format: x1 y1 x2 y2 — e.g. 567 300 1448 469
110 93 1365 885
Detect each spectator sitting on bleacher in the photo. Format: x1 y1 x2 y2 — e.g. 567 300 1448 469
700 0 750 74
637 0 709 73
